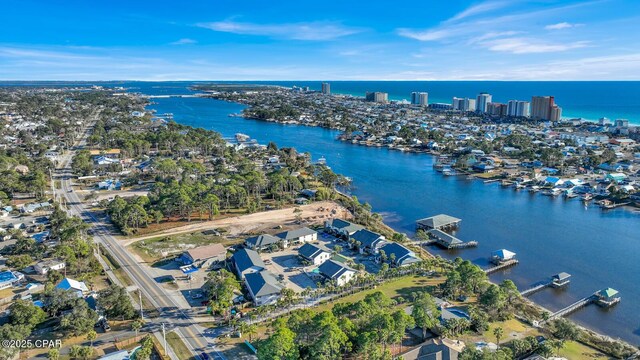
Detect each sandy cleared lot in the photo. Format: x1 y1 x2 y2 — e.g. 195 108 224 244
123 201 351 245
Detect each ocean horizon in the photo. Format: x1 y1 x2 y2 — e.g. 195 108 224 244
3 80 638 124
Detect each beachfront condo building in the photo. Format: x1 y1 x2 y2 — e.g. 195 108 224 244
531 96 562 121
322 82 331 95
411 92 429 106
366 91 389 103
476 92 492 113
507 100 530 117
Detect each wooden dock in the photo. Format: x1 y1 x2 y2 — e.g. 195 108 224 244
546 295 596 322
521 282 551 297
521 273 571 297
484 259 519 274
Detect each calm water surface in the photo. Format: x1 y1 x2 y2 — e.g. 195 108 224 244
146 92 640 344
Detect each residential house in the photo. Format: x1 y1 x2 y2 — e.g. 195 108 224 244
0 271 20 290
400 338 465 360
245 234 281 251
244 271 283 306
56 277 89 298
324 218 364 239
350 229 386 254
179 243 226 268
379 243 421 267
318 260 356 286
97 179 122 190
231 248 265 279
298 243 331 266
275 227 317 246
34 259 65 275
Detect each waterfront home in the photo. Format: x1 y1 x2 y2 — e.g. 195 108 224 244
179 243 226 269
378 242 421 267
56 277 89 298
231 248 265 280
400 338 465 360
350 228 386 254
275 227 317 246
244 270 282 306
245 234 281 251
324 218 365 239
298 243 331 266
543 176 564 187
33 259 65 275
416 214 461 231
318 259 356 286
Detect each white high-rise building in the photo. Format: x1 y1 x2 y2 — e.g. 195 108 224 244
476 92 492 113
507 100 530 117
321 82 331 95
452 97 475 111
411 92 429 106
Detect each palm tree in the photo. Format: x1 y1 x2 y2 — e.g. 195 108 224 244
132 318 144 338
246 323 258 342
86 330 97 347
493 326 504 347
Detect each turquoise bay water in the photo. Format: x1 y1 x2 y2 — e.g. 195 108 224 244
146 93 640 345
124 80 640 123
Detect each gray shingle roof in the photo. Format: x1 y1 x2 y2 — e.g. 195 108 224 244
275 227 317 240
232 248 265 274
245 271 282 297
245 234 280 248
326 218 365 233
350 229 384 247
427 229 463 246
416 214 461 229
380 243 420 266
298 243 328 260
318 259 354 280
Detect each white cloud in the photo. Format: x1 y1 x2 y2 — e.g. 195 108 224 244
545 22 581 30
481 37 589 54
196 21 362 41
170 38 197 45
448 1 512 22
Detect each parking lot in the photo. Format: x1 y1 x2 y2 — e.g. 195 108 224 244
259 230 382 293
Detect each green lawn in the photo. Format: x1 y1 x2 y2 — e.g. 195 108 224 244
166 331 193 360
558 340 609 360
131 232 229 263
313 275 445 313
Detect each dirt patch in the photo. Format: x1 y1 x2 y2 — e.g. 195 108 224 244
123 201 351 246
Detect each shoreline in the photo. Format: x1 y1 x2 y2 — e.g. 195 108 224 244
148 94 639 352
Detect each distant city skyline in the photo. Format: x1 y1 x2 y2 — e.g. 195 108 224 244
2 0 640 80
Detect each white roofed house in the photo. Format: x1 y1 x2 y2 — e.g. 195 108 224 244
318 260 356 287
33 259 65 275
298 243 331 266
275 227 317 246
244 271 283 306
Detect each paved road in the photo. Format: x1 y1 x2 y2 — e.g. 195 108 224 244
55 119 225 360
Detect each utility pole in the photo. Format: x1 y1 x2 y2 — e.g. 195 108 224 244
162 323 167 356
139 290 144 320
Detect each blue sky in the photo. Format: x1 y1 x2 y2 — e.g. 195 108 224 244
2 0 640 80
